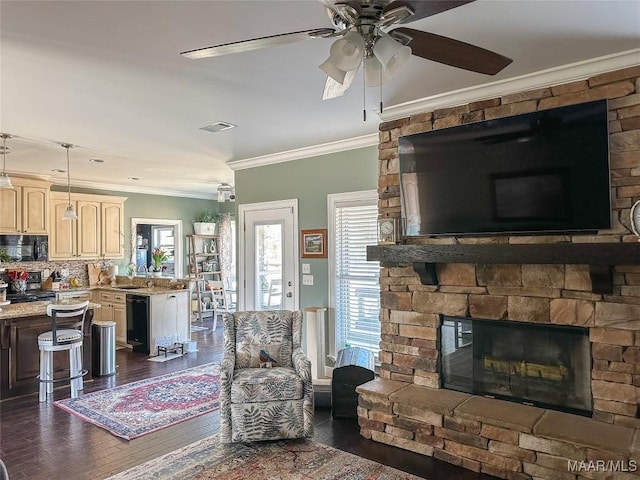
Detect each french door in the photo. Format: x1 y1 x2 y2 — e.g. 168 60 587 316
238 200 298 311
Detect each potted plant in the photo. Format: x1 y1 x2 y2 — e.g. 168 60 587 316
193 211 219 235
151 247 168 277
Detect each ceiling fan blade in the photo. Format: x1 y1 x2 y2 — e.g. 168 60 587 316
322 69 357 100
384 0 476 24
181 28 335 59
391 28 512 75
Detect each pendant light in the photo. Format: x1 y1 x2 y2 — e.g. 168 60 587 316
61 143 78 220
0 133 13 189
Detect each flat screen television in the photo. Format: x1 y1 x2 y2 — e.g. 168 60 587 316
399 99 611 237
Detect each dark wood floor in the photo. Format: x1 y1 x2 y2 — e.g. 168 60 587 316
0 320 496 480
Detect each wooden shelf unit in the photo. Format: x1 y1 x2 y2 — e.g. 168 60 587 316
187 234 221 323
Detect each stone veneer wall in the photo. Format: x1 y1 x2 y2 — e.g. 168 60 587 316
358 66 640 478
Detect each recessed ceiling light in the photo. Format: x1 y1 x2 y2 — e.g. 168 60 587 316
128 177 139 180
89 158 104 163
199 121 236 133
51 168 66 173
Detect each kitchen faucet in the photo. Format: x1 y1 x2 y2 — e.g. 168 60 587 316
137 264 149 278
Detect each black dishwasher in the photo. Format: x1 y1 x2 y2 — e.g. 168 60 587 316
126 295 150 354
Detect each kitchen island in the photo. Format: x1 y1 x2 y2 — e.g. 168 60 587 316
0 301 100 400
91 284 191 355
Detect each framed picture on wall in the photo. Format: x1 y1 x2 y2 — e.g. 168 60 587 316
301 229 327 258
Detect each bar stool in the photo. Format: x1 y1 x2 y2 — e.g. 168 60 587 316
37 301 89 402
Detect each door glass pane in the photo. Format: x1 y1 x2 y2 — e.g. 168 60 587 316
254 223 283 310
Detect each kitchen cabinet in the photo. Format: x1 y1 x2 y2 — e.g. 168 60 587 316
0 176 51 234
102 202 125 257
128 291 189 354
150 291 189 350
0 309 95 400
94 289 127 344
49 192 127 260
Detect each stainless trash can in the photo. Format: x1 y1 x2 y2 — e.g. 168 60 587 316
92 320 116 376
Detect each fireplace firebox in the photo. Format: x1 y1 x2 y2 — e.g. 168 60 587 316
440 316 592 415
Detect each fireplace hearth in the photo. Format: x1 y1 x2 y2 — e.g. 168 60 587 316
440 316 592 415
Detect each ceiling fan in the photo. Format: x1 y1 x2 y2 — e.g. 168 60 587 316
180 0 512 101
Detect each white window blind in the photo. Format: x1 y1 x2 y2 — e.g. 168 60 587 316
334 202 380 356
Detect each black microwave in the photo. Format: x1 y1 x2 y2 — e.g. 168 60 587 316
0 235 48 262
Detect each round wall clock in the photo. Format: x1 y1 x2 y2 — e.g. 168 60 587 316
631 200 640 239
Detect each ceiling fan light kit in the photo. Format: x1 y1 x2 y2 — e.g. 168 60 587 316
371 33 411 75
364 55 383 87
328 30 365 71
181 0 512 105
320 57 348 84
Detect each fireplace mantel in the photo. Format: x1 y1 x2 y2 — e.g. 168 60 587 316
367 242 640 294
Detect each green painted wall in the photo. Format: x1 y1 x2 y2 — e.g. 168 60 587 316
51 185 234 275
234 145 378 310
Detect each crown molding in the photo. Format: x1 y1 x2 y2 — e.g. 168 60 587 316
378 48 640 121
227 133 379 171
50 178 216 200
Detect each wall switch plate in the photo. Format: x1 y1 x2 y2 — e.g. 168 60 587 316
302 263 311 274
61 268 70 278
302 274 314 286
43 268 50 279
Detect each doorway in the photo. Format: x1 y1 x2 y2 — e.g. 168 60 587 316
130 218 183 278
238 200 298 311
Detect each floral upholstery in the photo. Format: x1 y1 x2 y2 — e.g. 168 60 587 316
219 310 314 443
230 367 304 403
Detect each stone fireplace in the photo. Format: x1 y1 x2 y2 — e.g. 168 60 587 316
357 65 640 479
440 317 592 415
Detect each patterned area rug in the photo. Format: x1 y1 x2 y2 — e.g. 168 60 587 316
54 363 220 440
106 434 423 480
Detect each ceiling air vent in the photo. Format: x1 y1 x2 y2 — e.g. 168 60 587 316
199 121 236 133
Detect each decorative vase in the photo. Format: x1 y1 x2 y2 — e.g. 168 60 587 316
126 263 136 281
11 279 26 294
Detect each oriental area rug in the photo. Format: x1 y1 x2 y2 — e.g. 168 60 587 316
54 363 220 440
106 435 423 480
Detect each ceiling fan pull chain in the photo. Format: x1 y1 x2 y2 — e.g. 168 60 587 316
363 60 367 122
380 70 384 113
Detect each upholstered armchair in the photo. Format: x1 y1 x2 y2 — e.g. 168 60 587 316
219 310 314 443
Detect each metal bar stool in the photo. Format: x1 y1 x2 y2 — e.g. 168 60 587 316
37 301 89 402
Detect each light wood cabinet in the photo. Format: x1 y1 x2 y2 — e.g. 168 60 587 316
49 192 126 260
0 176 51 234
77 200 100 258
95 290 127 344
50 197 76 258
101 202 125 258
149 291 190 350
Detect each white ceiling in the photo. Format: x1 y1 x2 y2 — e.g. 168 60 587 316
1 0 638 199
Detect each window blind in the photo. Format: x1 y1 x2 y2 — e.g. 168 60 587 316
334 202 380 356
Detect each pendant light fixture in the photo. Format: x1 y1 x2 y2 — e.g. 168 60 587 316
0 133 13 189
61 143 78 220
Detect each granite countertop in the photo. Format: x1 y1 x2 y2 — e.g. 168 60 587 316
99 285 189 296
56 283 190 296
0 300 102 320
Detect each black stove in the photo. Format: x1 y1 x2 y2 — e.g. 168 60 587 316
1 271 57 304
7 290 56 304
